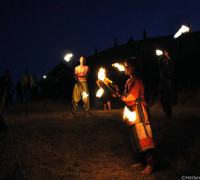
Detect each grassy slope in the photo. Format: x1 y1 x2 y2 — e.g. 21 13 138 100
0 101 200 179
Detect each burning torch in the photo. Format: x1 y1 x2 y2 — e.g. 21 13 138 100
64 53 73 62
112 63 125 72
64 53 89 99
174 25 190 39
156 49 163 56
123 106 137 125
96 87 104 98
174 25 190 49
97 67 122 101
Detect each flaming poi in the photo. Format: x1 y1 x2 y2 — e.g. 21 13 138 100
97 67 122 101
98 67 106 81
96 88 104 98
82 92 89 99
156 49 163 56
123 106 136 124
64 53 73 62
112 63 125 71
174 25 190 39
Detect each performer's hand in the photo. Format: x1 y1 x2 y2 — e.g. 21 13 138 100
111 83 118 90
112 92 121 99
120 95 125 101
123 118 135 126
127 121 135 126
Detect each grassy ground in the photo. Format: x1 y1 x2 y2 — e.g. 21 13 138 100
0 100 200 180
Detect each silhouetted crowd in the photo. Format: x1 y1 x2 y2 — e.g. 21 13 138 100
0 70 41 106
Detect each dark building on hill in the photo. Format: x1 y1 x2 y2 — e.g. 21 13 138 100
86 30 200 105
40 62 74 101
45 30 200 105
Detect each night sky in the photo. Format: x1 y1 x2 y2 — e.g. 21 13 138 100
1 0 200 87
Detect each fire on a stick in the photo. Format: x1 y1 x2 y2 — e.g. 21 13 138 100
96 88 104 98
123 106 136 125
156 49 163 56
82 92 89 99
98 67 106 81
64 53 73 62
112 63 125 71
174 25 190 39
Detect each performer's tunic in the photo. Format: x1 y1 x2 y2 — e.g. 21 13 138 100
124 76 155 152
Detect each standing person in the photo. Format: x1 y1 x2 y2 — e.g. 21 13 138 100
21 70 35 102
32 75 39 100
158 50 174 118
72 56 90 116
120 57 155 175
0 71 13 108
96 69 113 111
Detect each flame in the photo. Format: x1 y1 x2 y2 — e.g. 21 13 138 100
123 106 136 124
156 49 163 56
82 92 89 99
64 53 73 62
112 63 125 71
96 88 104 97
174 25 190 39
98 67 106 81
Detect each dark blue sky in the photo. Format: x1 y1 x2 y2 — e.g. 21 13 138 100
1 0 200 86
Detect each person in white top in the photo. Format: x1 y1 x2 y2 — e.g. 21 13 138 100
72 56 90 116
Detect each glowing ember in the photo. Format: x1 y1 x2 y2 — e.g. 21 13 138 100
156 49 163 56
174 25 190 39
123 106 136 124
96 88 104 97
112 63 125 71
98 67 106 81
64 53 73 62
82 92 89 99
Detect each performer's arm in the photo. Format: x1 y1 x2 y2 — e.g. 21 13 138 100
96 79 101 88
121 93 135 102
74 67 78 80
121 80 140 102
